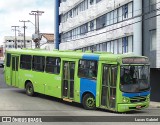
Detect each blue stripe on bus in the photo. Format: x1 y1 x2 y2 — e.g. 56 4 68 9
122 91 150 98
80 78 96 103
82 54 99 61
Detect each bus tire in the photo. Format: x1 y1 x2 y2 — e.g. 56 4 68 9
26 82 34 96
82 93 96 110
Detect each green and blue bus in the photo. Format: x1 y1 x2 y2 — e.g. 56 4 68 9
4 49 150 112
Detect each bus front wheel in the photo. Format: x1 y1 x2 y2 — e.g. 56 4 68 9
82 94 96 110
26 82 34 96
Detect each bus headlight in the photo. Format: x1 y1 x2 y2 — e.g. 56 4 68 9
122 97 129 103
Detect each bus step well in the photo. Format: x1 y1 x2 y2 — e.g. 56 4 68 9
63 98 73 102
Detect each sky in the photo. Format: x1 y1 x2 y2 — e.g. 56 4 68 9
0 0 55 45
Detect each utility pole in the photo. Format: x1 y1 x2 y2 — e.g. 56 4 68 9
29 10 44 48
19 20 30 48
11 26 19 49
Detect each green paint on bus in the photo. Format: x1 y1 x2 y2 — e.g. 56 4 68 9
4 49 150 112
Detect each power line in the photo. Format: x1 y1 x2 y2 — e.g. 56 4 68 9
19 20 30 48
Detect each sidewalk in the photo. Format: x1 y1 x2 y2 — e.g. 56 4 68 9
149 101 160 108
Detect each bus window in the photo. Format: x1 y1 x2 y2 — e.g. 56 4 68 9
6 53 11 67
45 57 61 74
111 66 117 87
78 60 97 79
20 55 32 70
32 56 45 72
120 65 150 92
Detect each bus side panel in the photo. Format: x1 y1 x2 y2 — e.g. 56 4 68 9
5 67 11 86
74 77 81 103
32 71 45 94
44 73 61 98
80 78 96 102
18 69 33 89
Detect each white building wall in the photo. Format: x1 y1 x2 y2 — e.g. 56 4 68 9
59 0 133 33
59 0 140 54
60 19 133 50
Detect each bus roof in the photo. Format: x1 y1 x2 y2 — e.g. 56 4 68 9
6 49 148 63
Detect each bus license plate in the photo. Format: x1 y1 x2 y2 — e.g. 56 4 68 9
136 105 141 109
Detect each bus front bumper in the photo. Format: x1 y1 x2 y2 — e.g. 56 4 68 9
117 101 149 112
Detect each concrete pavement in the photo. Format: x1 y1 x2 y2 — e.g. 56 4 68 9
149 101 160 108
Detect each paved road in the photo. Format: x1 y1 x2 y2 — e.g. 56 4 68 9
0 66 8 88
0 67 159 125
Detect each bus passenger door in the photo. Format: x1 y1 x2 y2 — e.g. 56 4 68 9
11 56 19 87
62 61 75 101
101 65 117 110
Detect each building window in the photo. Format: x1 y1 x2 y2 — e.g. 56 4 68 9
150 29 157 51
9 45 12 48
69 10 72 18
123 4 128 19
122 37 128 53
111 41 114 53
68 31 72 40
128 36 133 52
96 15 106 30
45 57 61 74
78 60 97 79
90 20 94 31
32 56 45 72
20 55 32 70
107 42 111 52
128 2 133 18
79 36 133 54
114 40 118 54
114 9 118 23
110 11 114 24
118 39 122 54
80 23 88 35
118 7 122 22
80 0 88 11
102 43 107 51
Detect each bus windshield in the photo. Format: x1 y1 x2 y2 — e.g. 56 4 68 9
120 65 150 93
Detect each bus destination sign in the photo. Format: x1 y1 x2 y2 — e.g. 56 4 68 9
122 57 149 64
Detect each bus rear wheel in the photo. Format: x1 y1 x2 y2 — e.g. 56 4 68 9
26 82 34 96
82 94 96 110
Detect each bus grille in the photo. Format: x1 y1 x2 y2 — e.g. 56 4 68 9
130 96 147 103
